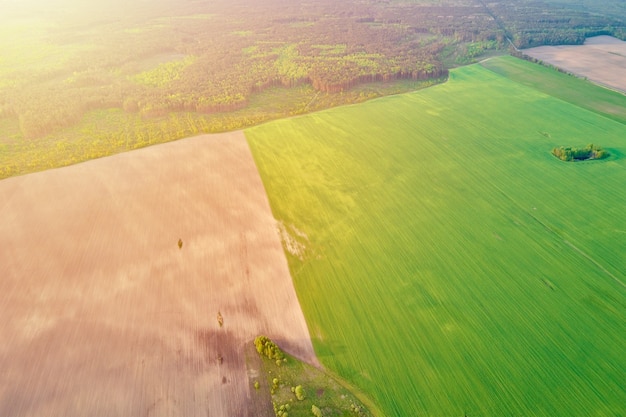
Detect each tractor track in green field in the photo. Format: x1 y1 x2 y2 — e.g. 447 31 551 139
563 240 626 289
489 179 626 291
518 204 626 290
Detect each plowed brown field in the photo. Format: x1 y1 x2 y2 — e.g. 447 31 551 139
0 131 317 417
523 36 626 93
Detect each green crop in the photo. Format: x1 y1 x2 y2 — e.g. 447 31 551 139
246 57 626 417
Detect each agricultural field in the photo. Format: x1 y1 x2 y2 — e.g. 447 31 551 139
481 55 626 125
3 1 626 416
522 36 626 94
0 132 317 416
246 56 626 417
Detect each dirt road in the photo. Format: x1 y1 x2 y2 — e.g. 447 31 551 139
0 131 317 416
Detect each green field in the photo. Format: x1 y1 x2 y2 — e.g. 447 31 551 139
482 56 626 125
245 56 626 416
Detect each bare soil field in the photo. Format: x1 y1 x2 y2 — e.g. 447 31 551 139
523 36 626 93
0 131 318 417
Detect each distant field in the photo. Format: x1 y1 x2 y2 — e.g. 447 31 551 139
482 55 626 125
523 36 626 94
246 56 626 417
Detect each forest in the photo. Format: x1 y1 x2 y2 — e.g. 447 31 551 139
485 1 624 48
1 0 625 173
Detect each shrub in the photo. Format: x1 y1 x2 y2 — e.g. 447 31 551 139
350 401 367 416
274 402 291 417
295 385 306 401
312 405 323 417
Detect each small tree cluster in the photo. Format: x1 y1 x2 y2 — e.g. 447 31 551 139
273 402 291 417
271 377 281 395
552 144 608 162
254 336 285 362
350 401 367 416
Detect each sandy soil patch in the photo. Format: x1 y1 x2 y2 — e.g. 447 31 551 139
523 36 626 93
0 131 318 417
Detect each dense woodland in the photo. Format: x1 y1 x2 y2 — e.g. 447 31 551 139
483 0 626 48
0 0 625 166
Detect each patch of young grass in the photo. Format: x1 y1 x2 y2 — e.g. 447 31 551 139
246 57 626 417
